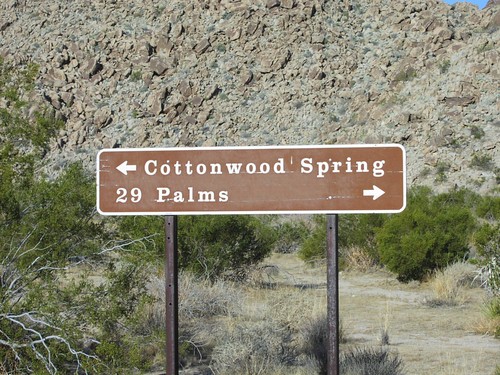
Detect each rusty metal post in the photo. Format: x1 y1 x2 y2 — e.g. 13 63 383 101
327 214 340 375
165 216 179 375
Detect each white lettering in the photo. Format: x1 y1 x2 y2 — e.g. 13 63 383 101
174 161 182 175
345 157 353 173
199 191 216 202
299 157 385 178
226 163 243 174
196 163 207 175
301 158 313 174
219 191 229 202
332 161 342 172
145 160 157 175
188 186 195 202
356 161 368 173
274 158 286 174
259 162 270 174
173 191 184 202
185 161 193 175
160 161 170 175
373 160 385 177
210 163 222 175
246 163 257 174
155 187 230 203
156 187 170 202
317 161 329 178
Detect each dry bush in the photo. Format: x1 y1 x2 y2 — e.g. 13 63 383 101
179 272 242 319
209 283 328 375
471 315 500 337
247 264 281 288
136 271 243 369
299 314 346 374
470 297 500 337
143 271 242 325
210 319 295 375
340 347 404 375
425 261 477 307
342 246 378 272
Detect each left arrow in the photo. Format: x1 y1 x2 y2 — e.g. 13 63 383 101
116 160 137 175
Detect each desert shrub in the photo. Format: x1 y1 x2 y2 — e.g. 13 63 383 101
118 214 276 281
476 196 500 220
273 219 309 253
474 297 500 338
486 297 500 338
179 272 242 319
298 214 385 264
473 222 499 295
300 315 345 374
0 59 157 373
340 347 404 375
210 319 295 375
0 162 156 373
426 261 477 307
342 246 379 272
377 187 476 282
298 216 328 262
470 153 494 170
178 215 276 281
0 60 105 372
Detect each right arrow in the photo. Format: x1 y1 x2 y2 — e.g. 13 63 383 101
363 185 385 200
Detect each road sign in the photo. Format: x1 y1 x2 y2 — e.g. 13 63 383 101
96 144 406 215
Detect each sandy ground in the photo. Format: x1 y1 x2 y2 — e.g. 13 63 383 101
265 253 499 375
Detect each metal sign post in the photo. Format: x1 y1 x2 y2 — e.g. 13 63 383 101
165 216 179 374
327 214 340 375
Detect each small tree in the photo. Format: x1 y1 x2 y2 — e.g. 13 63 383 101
298 214 385 264
376 187 476 282
118 214 277 281
0 58 153 373
178 215 276 281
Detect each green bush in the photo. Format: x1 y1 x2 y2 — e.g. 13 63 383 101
376 187 476 282
298 214 385 264
118 214 277 281
476 196 500 221
298 216 327 262
484 297 500 338
273 219 309 253
178 215 276 281
0 59 154 373
474 223 499 296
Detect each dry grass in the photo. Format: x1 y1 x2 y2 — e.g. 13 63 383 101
470 315 500 337
139 255 499 375
425 261 477 307
179 273 242 319
342 246 378 272
470 297 500 337
209 319 294 375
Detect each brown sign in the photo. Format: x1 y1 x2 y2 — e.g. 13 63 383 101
97 145 406 215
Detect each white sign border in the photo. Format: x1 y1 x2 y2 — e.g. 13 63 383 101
96 144 407 216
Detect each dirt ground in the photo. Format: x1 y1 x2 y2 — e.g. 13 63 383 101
262 253 499 375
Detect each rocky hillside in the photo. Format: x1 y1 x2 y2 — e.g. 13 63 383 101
1 0 499 193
